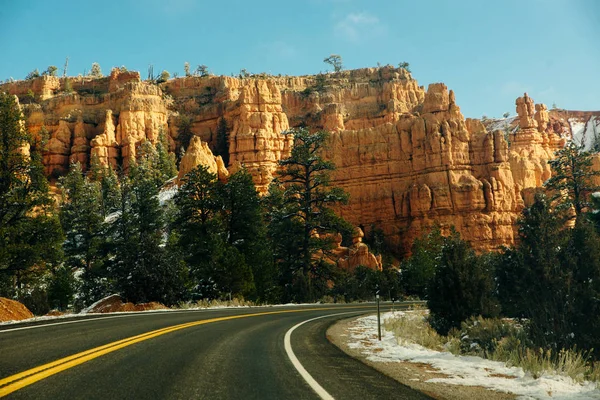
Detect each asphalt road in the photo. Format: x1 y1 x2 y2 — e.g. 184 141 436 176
0 303 431 399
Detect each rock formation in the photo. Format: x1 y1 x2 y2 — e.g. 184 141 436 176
333 228 383 271
177 136 229 182
82 294 169 313
0 66 582 253
0 297 34 322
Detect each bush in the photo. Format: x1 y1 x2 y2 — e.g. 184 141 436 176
457 316 527 357
19 286 50 315
427 230 499 335
400 225 443 298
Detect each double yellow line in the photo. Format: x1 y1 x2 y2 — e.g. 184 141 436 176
0 306 369 397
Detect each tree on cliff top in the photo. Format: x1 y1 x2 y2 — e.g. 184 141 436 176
545 141 600 218
323 54 343 72
89 62 103 78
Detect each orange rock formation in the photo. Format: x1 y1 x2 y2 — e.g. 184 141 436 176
1 66 573 253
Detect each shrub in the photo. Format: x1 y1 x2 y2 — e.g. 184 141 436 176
427 230 499 335
457 316 526 357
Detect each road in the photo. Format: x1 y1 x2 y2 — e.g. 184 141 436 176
0 303 431 399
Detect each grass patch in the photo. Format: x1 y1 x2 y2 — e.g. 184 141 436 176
384 311 600 384
178 298 255 309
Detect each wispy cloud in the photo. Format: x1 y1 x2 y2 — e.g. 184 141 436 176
334 12 385 42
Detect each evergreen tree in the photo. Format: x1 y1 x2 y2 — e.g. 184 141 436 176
173 165 222 299
266 128 349 302
545 141 600 217
427 229 499 335
0 92 63 297
219 169 274 300
176 115 193 160
155 131 178 182
88 154 121 218
400 225 444 298
108 157 186 305
215 117 230 167
560 219 600 357
59 163 106 307
496 193 573 349
90 62 103 78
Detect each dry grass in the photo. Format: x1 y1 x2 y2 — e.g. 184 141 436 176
384 311 600 385
384 308 446 351
178 298 255 309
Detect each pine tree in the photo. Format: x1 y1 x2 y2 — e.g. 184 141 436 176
561 219 600 357
155 130 177 182
496 193 573 349
545 141 600 217
400 225 444 298
0 93 63 297
173 165 222 299
267 128 349 302
427 229 499 335
108 157 187 304
215 117 230 167
59 163 106 306
219 169 274 300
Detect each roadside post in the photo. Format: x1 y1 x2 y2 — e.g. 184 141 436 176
376 288 381 341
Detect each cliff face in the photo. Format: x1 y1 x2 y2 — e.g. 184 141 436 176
1 66 581 253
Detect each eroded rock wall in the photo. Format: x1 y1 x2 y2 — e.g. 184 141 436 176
0 67 571 253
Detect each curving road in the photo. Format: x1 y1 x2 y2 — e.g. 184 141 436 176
0 303 431 399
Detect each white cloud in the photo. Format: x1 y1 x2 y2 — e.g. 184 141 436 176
334 12 385 42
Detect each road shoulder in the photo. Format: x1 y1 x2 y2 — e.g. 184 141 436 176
326 315 516 400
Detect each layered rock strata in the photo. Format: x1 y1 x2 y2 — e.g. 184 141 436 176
1 66 575 253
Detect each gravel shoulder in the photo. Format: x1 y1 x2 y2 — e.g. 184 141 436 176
327 316 516 400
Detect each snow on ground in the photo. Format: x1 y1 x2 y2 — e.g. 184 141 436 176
347 312 600 400
158 183 178 205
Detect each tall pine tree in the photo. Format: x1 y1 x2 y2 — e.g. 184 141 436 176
266 128 349 302
0 92 63 297
59 163 106 307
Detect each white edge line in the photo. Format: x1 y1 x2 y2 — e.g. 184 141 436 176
0 304 335 334
284 311 363 400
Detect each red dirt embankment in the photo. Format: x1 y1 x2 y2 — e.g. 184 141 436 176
85 294 169 313
0 297 34 322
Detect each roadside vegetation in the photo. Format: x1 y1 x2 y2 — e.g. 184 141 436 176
388 141 600 380
0 94 400 315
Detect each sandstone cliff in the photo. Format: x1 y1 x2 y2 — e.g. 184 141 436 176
1 66 587 254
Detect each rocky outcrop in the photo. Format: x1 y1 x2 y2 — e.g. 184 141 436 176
177 136 229 182
332 228 382 271
0 297 34 322
82 294 169 313
1 67 585 253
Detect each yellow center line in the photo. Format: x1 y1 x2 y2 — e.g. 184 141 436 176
0 305 381 397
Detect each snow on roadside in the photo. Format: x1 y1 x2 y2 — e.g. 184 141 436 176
347 312 600 400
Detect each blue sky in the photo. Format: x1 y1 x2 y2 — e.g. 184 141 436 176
1 0 598 118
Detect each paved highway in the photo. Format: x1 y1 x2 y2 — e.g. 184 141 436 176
0 303 431 399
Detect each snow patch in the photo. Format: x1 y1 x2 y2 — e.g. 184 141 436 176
569 117 600 151
158 184 178 206
347 312 600 400
485 116 518 133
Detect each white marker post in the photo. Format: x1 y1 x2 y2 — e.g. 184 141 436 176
376 290 381 341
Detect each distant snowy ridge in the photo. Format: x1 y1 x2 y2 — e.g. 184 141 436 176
569 116 600 151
